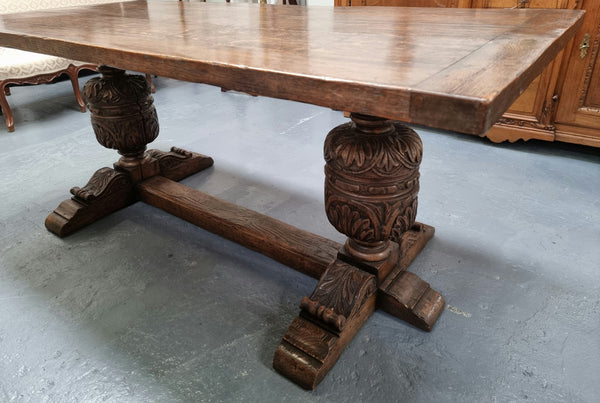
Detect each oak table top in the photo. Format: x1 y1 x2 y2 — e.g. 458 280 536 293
0 1 584 134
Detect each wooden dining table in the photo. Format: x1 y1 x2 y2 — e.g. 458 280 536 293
0 1 584 389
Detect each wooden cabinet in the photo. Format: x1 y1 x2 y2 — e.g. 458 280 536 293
469 0 577 145
334 0 470 6
554 1 600 146
336 0 600 147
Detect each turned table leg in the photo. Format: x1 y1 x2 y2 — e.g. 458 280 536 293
274 113 444 389
45 66 213 237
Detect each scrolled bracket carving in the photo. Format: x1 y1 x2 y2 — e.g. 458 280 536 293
147 147 215 182
70 167 132 204
148 146 196 171
46 167 136 237
300 260 377 335
274 259 378 389
300 297 347 332
169 147 193 158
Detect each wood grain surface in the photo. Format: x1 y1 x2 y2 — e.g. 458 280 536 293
0 2 584 133
138 175 341 280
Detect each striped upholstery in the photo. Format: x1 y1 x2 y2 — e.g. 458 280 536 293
0 0 132 131
0 1 129 76
0 48 76 80
0 0 124 14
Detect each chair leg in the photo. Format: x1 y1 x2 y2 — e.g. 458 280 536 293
4 86 10 96
67 64 87 112
0 82 15 132
145 73 155 94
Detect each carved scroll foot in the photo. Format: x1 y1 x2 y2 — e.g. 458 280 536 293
273 259 378 390
45 167 136 237
380 222 444 332
147 147 214 181
379 270 445 332
45 146 214 238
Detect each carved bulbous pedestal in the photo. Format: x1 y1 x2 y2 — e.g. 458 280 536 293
324 113 422 262
84 66 159 169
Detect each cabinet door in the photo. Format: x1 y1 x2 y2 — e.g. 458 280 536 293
554 1 600 146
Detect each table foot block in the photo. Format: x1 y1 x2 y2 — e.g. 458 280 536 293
378 270 445 332
138 176 340 279
273 259 377 389
147 147 214 181
45 167 136 237
395 222 435 271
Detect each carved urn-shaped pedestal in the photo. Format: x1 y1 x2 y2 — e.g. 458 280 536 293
83 66 159 169
324 113 422 262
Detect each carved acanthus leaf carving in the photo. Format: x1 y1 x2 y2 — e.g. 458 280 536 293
70 167 132 203
325 194 417 243
324 122 422 179
324 117 422 245
83 67 159 155
324 199 375 242
300 260 376 334
83 67 151 106
90 108 159 152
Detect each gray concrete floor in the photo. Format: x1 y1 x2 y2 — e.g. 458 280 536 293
0 75 599 403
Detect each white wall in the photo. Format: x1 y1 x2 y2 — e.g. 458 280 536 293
306 0 334 5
